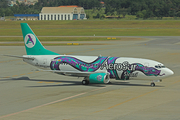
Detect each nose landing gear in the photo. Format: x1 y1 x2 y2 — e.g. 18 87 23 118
151 82 155 87
150 80 162 87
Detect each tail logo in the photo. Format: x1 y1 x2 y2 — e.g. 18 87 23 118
24 34 36 48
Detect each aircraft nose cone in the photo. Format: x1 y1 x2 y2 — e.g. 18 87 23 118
169 69 174 75
166 68 174 76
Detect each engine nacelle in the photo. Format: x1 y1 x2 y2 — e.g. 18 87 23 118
89 73 110 84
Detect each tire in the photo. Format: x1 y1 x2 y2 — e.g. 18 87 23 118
82 80 89 85
151 83 155 87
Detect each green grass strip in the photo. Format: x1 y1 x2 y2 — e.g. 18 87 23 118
0 20 180 29
0 29 179 36
0 37 120 42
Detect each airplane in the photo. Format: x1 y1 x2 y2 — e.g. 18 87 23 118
3 23 174 87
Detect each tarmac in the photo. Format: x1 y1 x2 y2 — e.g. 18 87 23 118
0 36 180 120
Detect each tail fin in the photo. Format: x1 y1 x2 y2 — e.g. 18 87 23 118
21 23 59 55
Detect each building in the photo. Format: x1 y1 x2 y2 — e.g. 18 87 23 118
8 0 16 6
8 0 38 6
24 0 38 5
14 14 39 20
100 1 105 7
17 0 38 5
39 6 86 20
0 17 5 21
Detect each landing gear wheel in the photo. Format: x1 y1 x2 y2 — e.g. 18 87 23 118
151 82 155 87
82 80 89 85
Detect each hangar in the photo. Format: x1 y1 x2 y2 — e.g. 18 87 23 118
39 5 86 20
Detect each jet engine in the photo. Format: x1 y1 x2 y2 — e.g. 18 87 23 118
89 73 110 84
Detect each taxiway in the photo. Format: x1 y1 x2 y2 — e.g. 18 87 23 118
0 36 180 120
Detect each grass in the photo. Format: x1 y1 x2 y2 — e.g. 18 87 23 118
0 42 106 46
0 20 179 40
0 37 118 42
0 20 180 29
0 28 179 36
33 29 180 36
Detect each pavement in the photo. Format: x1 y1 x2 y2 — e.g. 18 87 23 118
0 36 180 120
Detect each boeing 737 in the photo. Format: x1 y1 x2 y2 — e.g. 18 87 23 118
3 23 174 87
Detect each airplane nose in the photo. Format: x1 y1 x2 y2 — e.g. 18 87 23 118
166 68 174 76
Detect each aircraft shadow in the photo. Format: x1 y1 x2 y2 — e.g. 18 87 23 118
0 76 31 80
28 78 107 87
0 76 106 87
108 82 163 87
0 76 163 87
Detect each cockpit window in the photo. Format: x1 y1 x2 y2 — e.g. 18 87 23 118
155 65 166 68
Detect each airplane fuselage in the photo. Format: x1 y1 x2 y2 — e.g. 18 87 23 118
23 55 173 81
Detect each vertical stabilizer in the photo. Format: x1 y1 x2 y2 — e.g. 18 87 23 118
21 23 59 55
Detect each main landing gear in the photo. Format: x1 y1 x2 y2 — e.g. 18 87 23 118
82 80 89 85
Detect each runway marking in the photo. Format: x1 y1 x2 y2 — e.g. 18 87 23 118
38 82 43 83
20 74 26 76
4 76 10 78
0 93 86 119
172 80 180 84
18 71 39 77
27 72 33 74
168 52 180 55
12 75 18 77
70 86 112 120
167 78 180 87
0 86 109 119
45 82 54 84
93 89 159 113
107 89 158 109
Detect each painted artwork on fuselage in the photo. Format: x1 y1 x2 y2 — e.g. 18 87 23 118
50 56 164 80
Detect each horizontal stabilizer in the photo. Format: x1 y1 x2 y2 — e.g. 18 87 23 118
2 54 34 60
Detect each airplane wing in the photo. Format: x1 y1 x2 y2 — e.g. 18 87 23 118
2 55 34 60
39 70 108 77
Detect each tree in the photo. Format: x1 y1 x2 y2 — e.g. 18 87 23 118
136 11 144 18
0 0 180 18
0 0 8 8
0 8 5 17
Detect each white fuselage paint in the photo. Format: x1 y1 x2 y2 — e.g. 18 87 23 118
23 55 174 81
